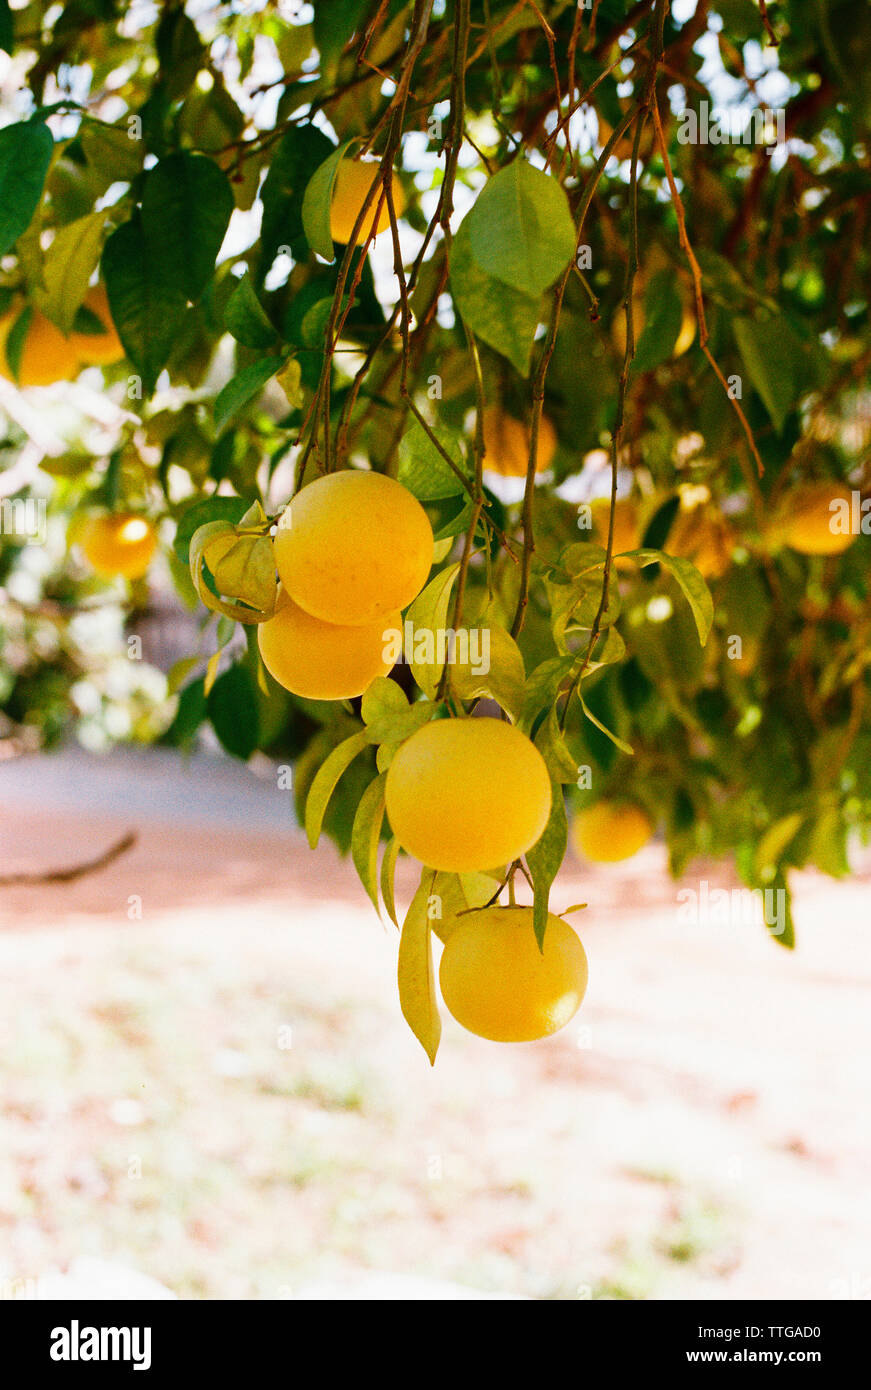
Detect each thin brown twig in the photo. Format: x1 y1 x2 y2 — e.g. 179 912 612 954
0 831 137 886
650 94 767 485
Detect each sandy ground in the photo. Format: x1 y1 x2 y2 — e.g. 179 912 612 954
0 748 869 1300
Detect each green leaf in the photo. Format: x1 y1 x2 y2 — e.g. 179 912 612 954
301 141 355 261
361 676 408 725
304 729 369 847
276 357 303 409
535 705 581 784
214 356 286 432
141 152 234 302
629 549 714 645
733 315 803 434
351 772 387 913
467 160 576 297
166 655 200 695
519 654 574 734
35 211 106 334
156 7 205 98
313 0 369 76
404 563 460 698
380 836 401 927
810 806 849 879
755 812 804 880
259 124 335 273
397 875 441 1065
204 649 222 698
526 783 567 949
450 217 542 377
207 664 260 760
80 121 144 183
397 420 471 500
767 870 795 950
174 496 252 566
225 272 278 349
0 1 12 54
633 270 685 372
578 686 634 756
450 624 527 720
546 567 621 652
164 677 207 747
299 297 335 348
0 122 53 256
4 306 31 381
189 507 278 624
365 702 438 748
102 214 188 394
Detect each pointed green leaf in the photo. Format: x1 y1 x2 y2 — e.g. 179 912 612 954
35 211 106 334
398 875 441 1065
733 315 807 435
0 121 53 256
214 356 285 432
526 783 567 949
259 124 335 274
102 214 187 393
141 152 234 302
351 772 387 913
380 836 401 927
467 160 576 296
225 272 278 349
629 549 714 645
397 420 471 501
301 140 355 261
450 624 527 720
304 729 369 847
450 216 542 377
404 563 460 699
361 676 408 725
207 663 260 760
0 2 13 54
578 687 634 756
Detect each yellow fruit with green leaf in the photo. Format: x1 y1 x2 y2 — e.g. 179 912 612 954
439 906 588 1042
258 591 400 700
385 717 552 872
273 471 433 627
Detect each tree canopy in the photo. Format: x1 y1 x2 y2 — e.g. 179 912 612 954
1 0 870 1052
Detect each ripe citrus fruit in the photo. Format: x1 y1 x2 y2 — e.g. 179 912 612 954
439 906 588 1042
385 717 552 872
330 159 405 246
667 497 733 579
0 306 80 386
590 496 640 570
71 284 124 366
79 513 158 579
572 801 653 863
481 406 558 476
273 471 433 627
775 482 856 556
258 591 400 700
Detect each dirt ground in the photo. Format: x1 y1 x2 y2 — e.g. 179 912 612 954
1 750 869 1300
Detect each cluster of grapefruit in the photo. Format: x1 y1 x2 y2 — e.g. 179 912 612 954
258 469 586 1043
